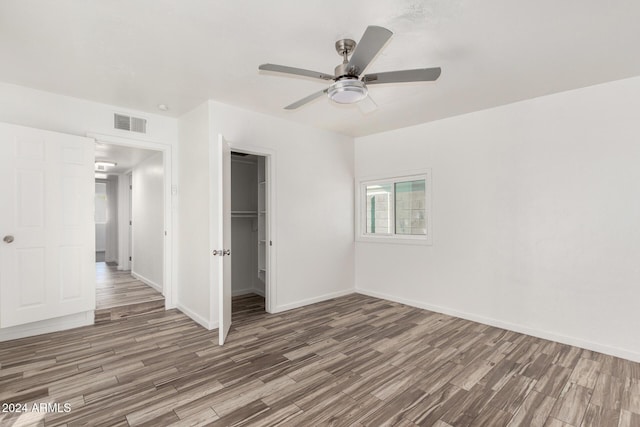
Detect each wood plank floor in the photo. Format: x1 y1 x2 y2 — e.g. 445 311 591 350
1 293 640 426
96 262 164 310
95 262 165 324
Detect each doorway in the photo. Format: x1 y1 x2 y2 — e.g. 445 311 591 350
216 136 276 345
93 140 169 322
230 151 268 319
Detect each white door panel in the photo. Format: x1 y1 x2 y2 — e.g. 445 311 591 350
218 134 232 345
0 123 95 328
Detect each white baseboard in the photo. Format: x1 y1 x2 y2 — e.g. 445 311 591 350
232 287 265 297
176 302 217 330
273 289 354 313
0 311 94 342
116 257 130 271
132 271 163 293
355 287 640 364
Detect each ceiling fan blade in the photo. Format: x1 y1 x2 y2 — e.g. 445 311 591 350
259 63 334 81
347 26 393 76
363 67 442 85
357 94 378 114
284 89 328 110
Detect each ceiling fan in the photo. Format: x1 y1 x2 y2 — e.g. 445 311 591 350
258 25 441 111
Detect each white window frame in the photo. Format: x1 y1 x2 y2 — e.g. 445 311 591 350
355 170 432 245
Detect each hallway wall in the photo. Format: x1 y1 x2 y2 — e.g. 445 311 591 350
132 152 164 291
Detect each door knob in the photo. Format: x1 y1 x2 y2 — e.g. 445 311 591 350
3 235 14 244
212 249 231 256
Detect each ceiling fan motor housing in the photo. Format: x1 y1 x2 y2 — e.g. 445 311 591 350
334 38 359 78
334 62 359 78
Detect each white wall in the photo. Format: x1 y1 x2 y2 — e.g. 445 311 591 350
209 100 355 314
231 218 258 295
176 102 212 326
0 82 177 144
105 175 119 262
354 76 640 362
132 152 164 290
231 157 258 212
95 224 106 252
117 173 131 270
95 182 107 251
177 100 354 327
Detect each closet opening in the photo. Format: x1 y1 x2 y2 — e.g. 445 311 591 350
230 151 268 320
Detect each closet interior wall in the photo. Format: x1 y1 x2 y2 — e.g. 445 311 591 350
230 154 263 296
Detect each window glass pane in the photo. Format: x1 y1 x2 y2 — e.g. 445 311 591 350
395 179 426 235
95 182 108 224
365 183 393 234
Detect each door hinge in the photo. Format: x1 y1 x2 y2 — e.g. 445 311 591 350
270 240 272 246
130 185 132 190
129 256 132 261
129 220 132 225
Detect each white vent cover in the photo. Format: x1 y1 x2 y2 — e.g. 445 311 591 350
114 113 147 133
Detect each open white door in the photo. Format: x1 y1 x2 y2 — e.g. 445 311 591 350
217 134 232 345
0 123 95 328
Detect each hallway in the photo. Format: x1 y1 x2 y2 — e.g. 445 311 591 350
95 262 165 323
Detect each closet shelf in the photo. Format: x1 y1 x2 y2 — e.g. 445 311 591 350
231 210 258 218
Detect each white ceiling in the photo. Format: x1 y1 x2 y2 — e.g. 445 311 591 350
95 142 157 175
1 0 639 137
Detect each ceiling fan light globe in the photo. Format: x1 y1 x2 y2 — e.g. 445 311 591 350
328 79 368 104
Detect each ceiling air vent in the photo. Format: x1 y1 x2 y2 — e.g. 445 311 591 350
114 113 147 134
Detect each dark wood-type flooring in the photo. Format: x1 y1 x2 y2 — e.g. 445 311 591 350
95 262 165 324
1 293 640 426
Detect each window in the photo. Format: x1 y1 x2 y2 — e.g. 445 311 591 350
357 172 432 244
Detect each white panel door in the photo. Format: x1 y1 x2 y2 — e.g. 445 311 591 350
0 123 95 328
217 134 232 345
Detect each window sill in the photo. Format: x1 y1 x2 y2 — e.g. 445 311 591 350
356 235 432 246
